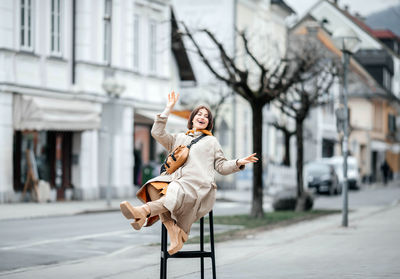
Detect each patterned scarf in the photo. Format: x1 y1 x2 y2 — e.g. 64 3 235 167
185 129 213 136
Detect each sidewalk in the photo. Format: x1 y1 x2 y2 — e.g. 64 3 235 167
1 179 398 221
2 201 399 278
0 189 273 221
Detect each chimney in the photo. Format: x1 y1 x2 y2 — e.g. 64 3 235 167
354 12 365 21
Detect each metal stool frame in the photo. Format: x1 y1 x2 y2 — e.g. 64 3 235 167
160 210 216 279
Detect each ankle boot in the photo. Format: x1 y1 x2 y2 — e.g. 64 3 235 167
164 221 188 255
120 201 150 230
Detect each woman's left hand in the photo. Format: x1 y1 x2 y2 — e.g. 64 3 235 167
237 153 258 167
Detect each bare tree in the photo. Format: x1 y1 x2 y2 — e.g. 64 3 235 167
178 21 321 217
276 34 339 211
180 86 233 134
270 120 295 166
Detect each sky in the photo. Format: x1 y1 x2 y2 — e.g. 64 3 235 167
285 0 400 17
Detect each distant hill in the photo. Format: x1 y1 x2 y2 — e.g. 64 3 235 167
365 4 400 36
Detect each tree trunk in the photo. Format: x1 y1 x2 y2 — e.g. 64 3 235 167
283 130 292 166
251 103 264 217
295 119 306 211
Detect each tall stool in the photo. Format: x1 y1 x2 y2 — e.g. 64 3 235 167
160 210 216 279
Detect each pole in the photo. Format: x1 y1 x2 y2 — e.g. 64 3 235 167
106 97 115 207
232 0 237 190
342 51 350 227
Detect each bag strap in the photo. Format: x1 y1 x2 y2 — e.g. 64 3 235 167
186 133 208 149
159 133 209 175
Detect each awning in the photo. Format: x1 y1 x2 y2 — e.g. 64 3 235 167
134 109 187 133
13 95 102 131
390 144 400 153
370 140 388 152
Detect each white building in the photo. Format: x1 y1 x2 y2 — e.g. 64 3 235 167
0 0 188 203
172 0 295 189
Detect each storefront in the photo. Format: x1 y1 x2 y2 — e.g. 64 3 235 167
13 130 73 200
12 94 101 201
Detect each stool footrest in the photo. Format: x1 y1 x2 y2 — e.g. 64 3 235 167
167 251 212 259
160 211 216 278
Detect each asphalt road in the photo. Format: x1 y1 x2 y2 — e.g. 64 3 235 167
0 182 399 275
313 183 400 209
0 201 250 273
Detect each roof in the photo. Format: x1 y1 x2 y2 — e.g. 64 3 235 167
325 0 400 59
290 20 389 100
372 29 400 40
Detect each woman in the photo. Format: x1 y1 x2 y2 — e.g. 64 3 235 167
120 91 258 255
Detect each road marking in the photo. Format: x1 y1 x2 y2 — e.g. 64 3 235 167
106 244 140 257
0 230 131 251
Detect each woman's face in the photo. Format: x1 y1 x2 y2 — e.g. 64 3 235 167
192 108 209 130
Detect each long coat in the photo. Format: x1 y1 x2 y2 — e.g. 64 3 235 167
136 114 244 234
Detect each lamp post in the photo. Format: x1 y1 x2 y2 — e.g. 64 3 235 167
102 76 125 207
333 27 360 227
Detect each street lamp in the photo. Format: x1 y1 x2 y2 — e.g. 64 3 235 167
332 27 360 227
102 76 125 207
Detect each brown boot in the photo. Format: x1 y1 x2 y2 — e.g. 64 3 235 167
120 201 150 230
164 220 188 255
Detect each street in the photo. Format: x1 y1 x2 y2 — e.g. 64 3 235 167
313 183 400 209
0 182 399 278
0 200 250 273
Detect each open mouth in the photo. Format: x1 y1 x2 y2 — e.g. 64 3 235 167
197 120 205 125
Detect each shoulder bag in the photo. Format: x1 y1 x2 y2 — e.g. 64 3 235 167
160 134 208 174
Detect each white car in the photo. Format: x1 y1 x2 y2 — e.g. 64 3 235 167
321 156 360 190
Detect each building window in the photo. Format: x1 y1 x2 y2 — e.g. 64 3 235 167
383 68 392 91
20 0 33 50
103 0 112 64
133 14 140 70
219 119 229 146
149 20 157 73
322 139 335 158
388 114 396 133
50 0 62 54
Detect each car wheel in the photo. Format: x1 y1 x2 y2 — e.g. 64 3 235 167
329 185 335 196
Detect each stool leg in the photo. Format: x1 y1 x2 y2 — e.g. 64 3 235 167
161 224 168 279
209 211 216 279
200 217 204 279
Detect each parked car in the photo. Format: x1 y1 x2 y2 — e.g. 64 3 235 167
304 161 340 195
322 156 360 190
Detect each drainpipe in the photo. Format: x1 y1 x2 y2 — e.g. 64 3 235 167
72 0 76 84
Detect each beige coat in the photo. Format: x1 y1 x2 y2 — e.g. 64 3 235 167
137 114 244 233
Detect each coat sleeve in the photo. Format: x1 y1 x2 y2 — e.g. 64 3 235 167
214 139 245 175
151 114 177 152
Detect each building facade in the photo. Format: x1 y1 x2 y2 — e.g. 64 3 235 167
172 0 295 189
307 0 400 181
0 0 187 203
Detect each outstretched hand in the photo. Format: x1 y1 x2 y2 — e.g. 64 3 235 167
166 91 179 110
237 153 258 167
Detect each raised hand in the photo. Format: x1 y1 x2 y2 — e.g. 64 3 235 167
166 91 179 110
237 153 258 167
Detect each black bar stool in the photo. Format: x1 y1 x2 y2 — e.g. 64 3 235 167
160 210 216 279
